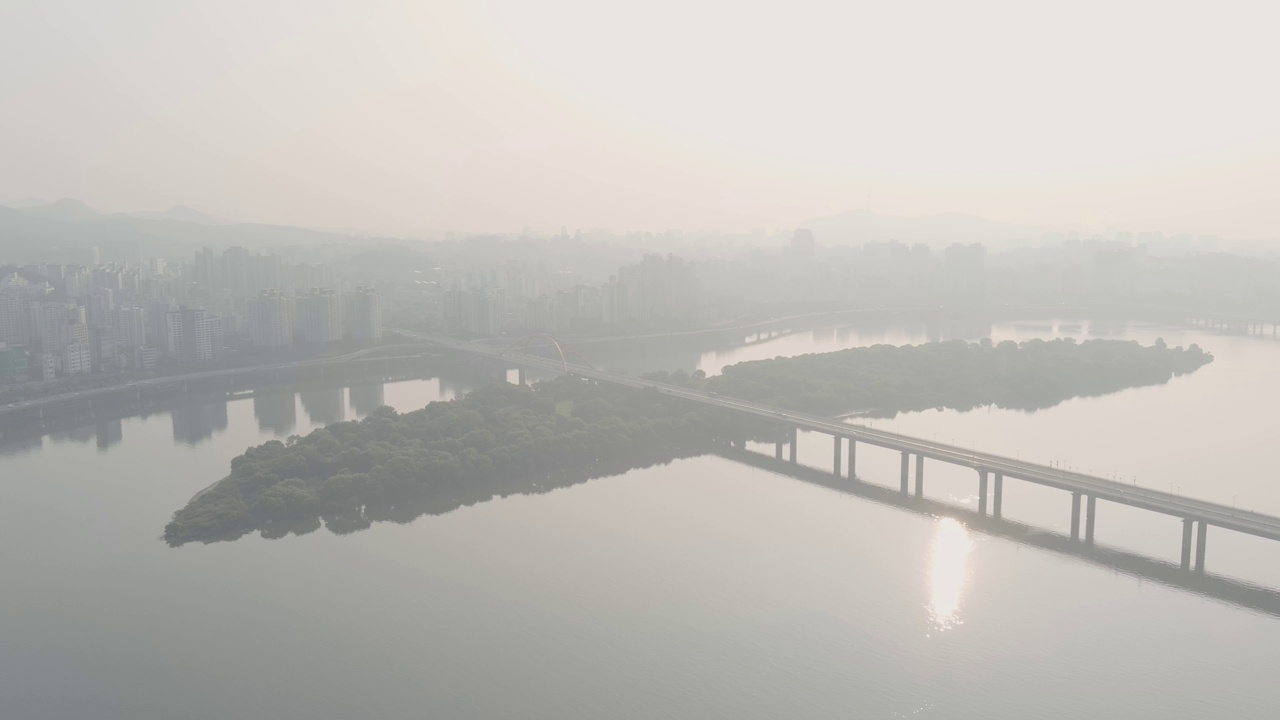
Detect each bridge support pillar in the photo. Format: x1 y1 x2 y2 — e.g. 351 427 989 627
1181 518 1194 570
1070 491 1082 540
1085 495 1096 544
833 436 842 476
914 454 925 498
775 441 783 460
517 368 527 385
788 428 797 464
899 451 910 494
847 439 856 480
993 473 1003 519
978 470 989 515
1195 521 1208 573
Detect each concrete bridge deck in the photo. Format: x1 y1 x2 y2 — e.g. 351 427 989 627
406 331 1280 573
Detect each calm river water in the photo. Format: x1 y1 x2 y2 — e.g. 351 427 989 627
2 318 1278 719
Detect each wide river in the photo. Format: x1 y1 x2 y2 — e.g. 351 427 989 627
3 317 1278 719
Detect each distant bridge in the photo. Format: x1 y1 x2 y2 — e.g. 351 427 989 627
398 329 1280 576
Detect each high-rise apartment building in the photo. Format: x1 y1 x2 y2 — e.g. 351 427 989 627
346 286 383 343
943 243 987 303
246 290 293 347
790 228 816 257
292 264 332 292
83 288 115 331
481 288 505 335
62 342 92 375
442 286 505 336
0 343 28 381
33 353 57 381
28 301 77 355
163 307 220 362
249 254 287 294
0 290 30 347
111 305 147 350
295 288 342 344
599 254 698 327
162 310 183 358
221 246 250 298
193 247 219 295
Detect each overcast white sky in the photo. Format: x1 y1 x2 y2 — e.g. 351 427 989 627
2 0 1278 238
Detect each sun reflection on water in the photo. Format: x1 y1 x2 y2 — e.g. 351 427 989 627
928 518 973 632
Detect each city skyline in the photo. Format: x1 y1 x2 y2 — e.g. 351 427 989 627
0 195 1259 256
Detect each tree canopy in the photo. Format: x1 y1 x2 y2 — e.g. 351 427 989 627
647 338 1213 416
165 377 771 546
167 337 1213 546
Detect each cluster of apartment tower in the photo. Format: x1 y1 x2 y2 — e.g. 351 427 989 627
0 246 382 382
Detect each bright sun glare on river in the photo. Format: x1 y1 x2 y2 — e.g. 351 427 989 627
928 518 973 633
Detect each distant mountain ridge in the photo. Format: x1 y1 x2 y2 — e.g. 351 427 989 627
0 198 367 264
118 205 224 225
800 209 1040 249
17 198 100 222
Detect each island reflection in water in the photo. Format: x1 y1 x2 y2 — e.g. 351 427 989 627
928 517 973 632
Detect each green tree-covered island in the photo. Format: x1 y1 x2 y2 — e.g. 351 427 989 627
659 337 1213 416
166 338 1211 545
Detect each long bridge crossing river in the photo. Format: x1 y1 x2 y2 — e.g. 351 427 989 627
408 331 1280 575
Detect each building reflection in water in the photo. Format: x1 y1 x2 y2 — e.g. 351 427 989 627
0 435 43 457
347 382 385 417
928 517 973 632
300 387 345 427
170 400 229 446
254 391 297 437
95 419 123 452
50 425 96 446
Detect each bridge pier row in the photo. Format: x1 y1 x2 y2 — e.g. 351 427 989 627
832 436 842 476
788 428 798 463
993 473 1003 519
899 451 910 494
914 455 925 498
978 470 989 515
1070 492 1082 541
1196 522 1208 573
1085 495 1097 544
1181 519 1194 570
847 440 856 480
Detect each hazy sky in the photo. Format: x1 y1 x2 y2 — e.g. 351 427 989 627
2 0 1278 237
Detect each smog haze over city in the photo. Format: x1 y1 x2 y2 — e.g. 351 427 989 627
4 0 1280 240
3 2 1280 719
